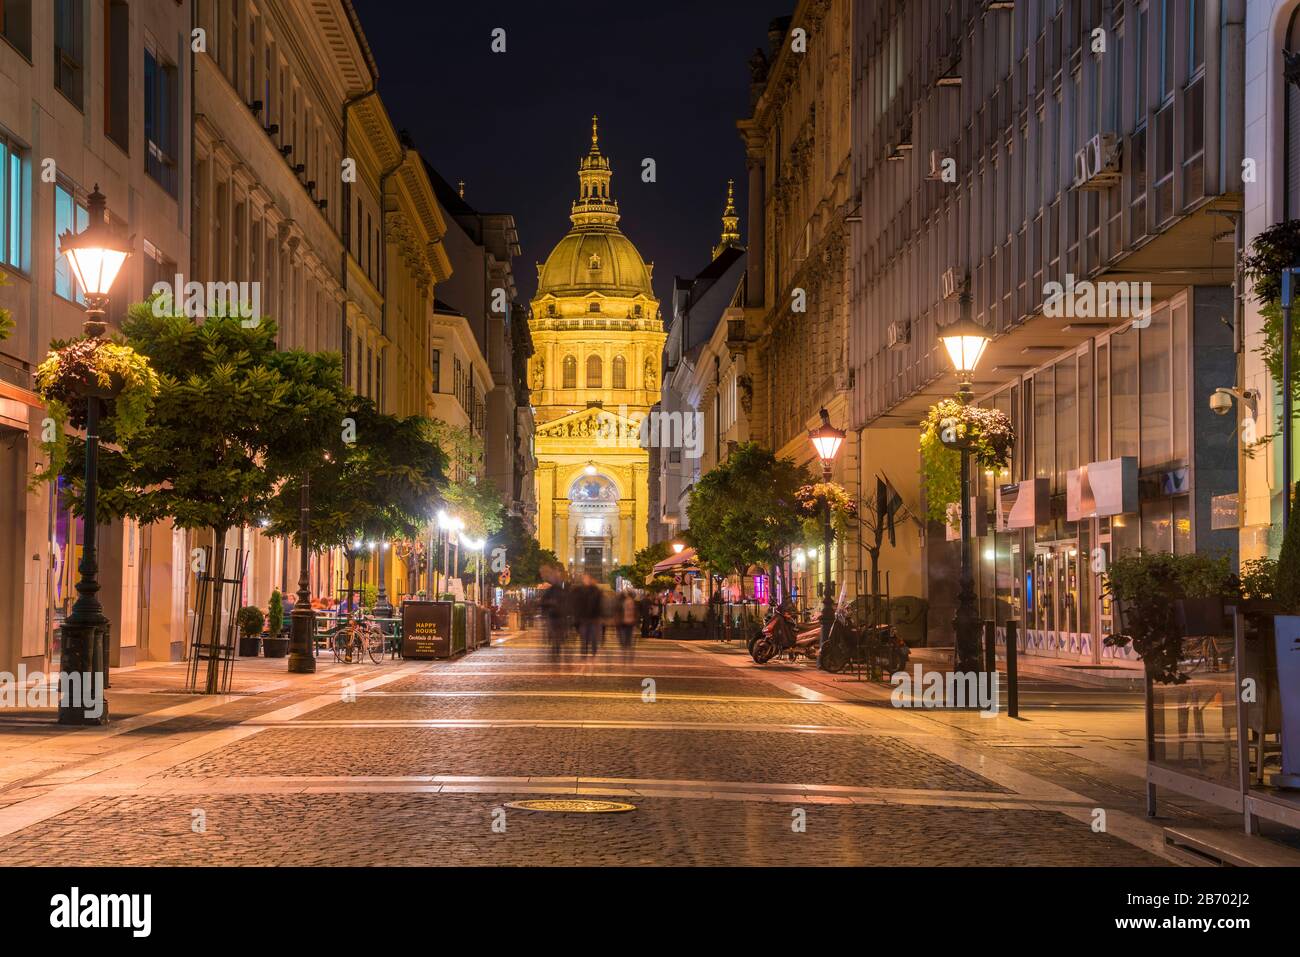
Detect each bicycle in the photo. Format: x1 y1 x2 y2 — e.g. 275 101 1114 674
328 612 385 664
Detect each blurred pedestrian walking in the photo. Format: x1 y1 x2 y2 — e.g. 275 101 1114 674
572 572 604 658
615 589 638 662
539 564 570 661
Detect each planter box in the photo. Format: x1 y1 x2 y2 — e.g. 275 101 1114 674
262 636 289 658
237 635 261 657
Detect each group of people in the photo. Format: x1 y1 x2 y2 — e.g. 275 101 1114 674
533 564 656 661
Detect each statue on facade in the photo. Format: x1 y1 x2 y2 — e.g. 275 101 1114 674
531 357 544 392
643 357 656 391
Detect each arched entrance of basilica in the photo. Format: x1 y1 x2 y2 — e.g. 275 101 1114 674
568 473 619 580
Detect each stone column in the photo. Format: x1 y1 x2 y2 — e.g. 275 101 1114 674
746 155 765 308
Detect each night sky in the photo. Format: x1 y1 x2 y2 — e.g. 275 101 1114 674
353 0 777 308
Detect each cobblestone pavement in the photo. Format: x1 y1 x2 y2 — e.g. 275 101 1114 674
0 631 1190 866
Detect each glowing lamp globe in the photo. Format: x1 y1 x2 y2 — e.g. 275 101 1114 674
808 408 845 463
938 318 991 376
59 186 129 303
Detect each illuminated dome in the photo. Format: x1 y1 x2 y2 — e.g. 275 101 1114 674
537 231 655 299
534 116 656 303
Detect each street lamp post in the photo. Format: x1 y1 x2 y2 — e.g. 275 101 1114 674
808 408 845 667
374 539 394 618
57 186 129 726
938 293 992 676
287 474 315 673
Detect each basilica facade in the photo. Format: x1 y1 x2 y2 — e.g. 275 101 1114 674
529 119 665 579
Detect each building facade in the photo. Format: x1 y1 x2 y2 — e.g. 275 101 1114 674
1241 0 1296 560
426 164 532 524
656 184 746 544
530 118 665 578
0 0 192 674
736 0 858 606
849 0 1242 656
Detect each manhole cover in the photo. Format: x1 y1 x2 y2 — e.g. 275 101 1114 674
504 799 636 814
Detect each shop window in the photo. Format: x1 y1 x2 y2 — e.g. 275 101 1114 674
1033 366 1054 485
1110 326 1139 459
1055 356 1077 491
1139 304 1172 467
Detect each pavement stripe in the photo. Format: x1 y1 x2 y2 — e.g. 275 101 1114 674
248 718 869 733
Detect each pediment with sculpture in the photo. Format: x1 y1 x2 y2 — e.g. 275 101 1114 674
535 406 647 448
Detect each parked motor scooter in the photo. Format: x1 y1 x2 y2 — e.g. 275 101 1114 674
750 603 820 663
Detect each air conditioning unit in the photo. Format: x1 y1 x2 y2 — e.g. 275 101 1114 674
1072 133 1122 190
926 150 951 181
886 318 911 349
941 267 961 301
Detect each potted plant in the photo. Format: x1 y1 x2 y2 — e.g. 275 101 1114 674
261 591 290 658
267 589 285 636
236 606 264 657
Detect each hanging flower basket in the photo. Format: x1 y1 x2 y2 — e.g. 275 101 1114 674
795 481 858 540
31 336 159 482
918 399 1014 522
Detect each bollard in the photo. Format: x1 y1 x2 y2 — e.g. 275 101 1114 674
1005 618 1019 718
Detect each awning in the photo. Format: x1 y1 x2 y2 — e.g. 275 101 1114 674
651 547 697 576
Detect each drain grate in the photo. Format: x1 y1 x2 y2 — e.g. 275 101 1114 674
504 799 636 814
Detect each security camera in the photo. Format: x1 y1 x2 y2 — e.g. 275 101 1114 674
1210 387 1260 417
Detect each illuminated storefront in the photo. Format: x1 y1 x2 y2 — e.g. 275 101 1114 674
973 289 1238 662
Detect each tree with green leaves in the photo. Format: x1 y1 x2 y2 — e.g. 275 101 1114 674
611 541 672 587
265 396 448 612
52 304 348 693
488 514 558 589
685 442 810 598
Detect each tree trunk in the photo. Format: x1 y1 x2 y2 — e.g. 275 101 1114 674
206 526 229 695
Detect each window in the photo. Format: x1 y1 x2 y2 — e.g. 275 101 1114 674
2 0 33 59
0 135 26 270
54 0 83 107
586 354 602 388
432 348 441 393
562 355 577 389
141 240 177 304
1158 0 1175 101
145 45 179 195
612 354 626 390
105 2 129 149
342 327 351 388
54 183 88 302
1188 0 1204 79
